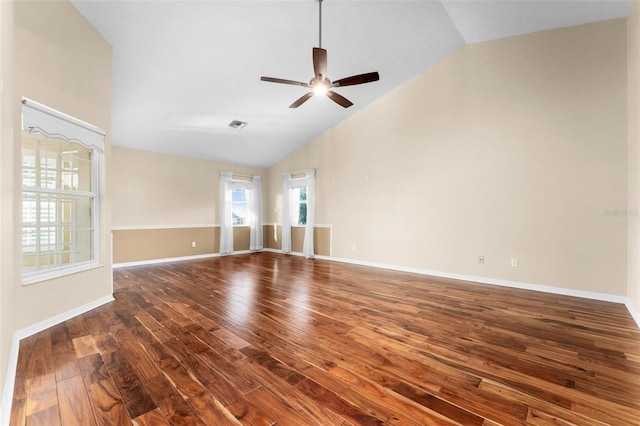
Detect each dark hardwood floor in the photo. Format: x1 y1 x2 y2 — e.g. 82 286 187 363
9 252 640 425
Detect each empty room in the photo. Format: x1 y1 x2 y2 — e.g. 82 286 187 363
1 0 640 424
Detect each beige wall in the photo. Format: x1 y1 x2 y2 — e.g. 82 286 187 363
629 1 640 314
0 0 15 408
112 226 257 264
13 0 113 323
110 145 335 262
268 19 628 295
111 146 266 261
112 146 265 226
0 0 112 398
113 227 219 264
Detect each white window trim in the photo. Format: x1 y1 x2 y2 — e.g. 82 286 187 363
230 182 251 227
21 98 104 285
22 261 103 286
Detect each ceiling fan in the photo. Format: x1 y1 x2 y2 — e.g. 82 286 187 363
261 0 380 109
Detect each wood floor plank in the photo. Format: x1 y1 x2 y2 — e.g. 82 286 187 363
244 385 342 426
50 323 82 383
477 379 605 426
110 328 161 383
25 404 61 426
56 374 97 426
72 335 100 359
239 347 357 425
86 378 132 426
64 315 91 341
102 348 157 419
140 375 205 426
24 373 58 416
131 408 169 426
186 391 242 425
77 353 110 386
23 331 55 381
10 253 640 425
224 398 277 426
9 398 26 426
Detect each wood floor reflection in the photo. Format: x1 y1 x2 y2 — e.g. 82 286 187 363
10 252 640 425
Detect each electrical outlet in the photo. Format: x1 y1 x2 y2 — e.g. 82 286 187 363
478 256 485 264
192 241 197 248
511 258 518 267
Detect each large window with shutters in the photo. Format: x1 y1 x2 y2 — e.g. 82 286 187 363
21 99 104 284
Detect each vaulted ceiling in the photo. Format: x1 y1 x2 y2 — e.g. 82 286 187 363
71 0 630 168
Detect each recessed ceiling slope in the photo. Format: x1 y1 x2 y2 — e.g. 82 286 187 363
70 0 630 168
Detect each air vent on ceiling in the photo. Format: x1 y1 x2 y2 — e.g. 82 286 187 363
228 120 248 130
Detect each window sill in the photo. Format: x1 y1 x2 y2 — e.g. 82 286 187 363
22 261 103 286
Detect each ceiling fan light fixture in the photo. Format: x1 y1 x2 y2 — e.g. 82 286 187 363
260 0 379 108
311 78 330 96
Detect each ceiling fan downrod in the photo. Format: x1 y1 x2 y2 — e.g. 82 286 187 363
318 0 323 49
259 0 379 108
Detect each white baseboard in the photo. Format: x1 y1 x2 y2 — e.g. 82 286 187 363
625 299 640 329
112 250 267 269
263 248 303 256
113 253 221 269
0 295 114 425
126 249 640 329
320 255 639 327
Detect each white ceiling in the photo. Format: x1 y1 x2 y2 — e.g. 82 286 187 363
70 0 630 168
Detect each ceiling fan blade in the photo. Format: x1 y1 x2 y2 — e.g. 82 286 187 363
326 90 353 108
289 92 314 108
313 47 327 78
332 72 380 88
261 76 310 87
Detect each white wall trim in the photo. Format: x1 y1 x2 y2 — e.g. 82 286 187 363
231 250 254 255
625 299 640 329
263 222 332 228
0 334 20 425
0 294 114 425
112 224 337 231
111 224 219 231
113 253 221 268
112 250 262 269
264 247 303 256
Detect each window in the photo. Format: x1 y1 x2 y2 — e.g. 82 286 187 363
21 98 104 284
281 170 314 257
293 185 307 225
220 173 263 254
232 187 248 225
22 132 96 278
